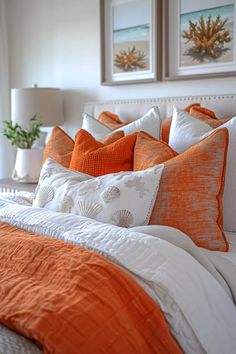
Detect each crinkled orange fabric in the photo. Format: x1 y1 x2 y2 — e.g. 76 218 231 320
0 222 182 354
190 106 217 119
135 129 229 251
162 103 200 143
70 129 137 176
101 130 124 143
190 108 229 128
42 126 74 168
98 111 132 130
134 132 177 170
43 127 124 168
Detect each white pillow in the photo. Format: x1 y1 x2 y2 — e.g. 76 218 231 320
169 106 236 232
82 107 161 140
82 114 111 140
33 158 164 228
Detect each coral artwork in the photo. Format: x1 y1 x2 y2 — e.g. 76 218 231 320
182 15 232 58
114 45 147 72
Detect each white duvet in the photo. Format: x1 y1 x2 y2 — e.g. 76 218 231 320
0 195 236 354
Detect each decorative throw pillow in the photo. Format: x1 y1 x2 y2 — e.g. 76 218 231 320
169 106 236 233
161 103 200 143
43 127 125 168
82 107 161 140
134 128 229 251
70 129 137 176
189 106 217 119
189 108 229 128
33 158 164 228
43 126 74 168
134 132 177 170
98 111 132 130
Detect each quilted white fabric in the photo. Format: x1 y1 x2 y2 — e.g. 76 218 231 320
82 107 161 139
169 106 236 232
0 197 236 354
33 159 163 227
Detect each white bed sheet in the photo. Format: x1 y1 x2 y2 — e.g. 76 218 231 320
211 232 236 266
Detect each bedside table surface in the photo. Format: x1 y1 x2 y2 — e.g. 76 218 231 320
0 178 37 193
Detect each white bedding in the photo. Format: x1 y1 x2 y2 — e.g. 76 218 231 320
218 232 236 266
0 195 236 354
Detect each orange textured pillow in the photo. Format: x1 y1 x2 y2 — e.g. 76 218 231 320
190 106 217 119
134 129 229 251
134 132 177 170
190 108 229 128
43 128 125 168
98 111 132 130
162 103 200 143
70 129 137 176
43 126 74 168
101 130 124 144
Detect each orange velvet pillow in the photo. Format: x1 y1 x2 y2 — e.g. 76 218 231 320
190 106 217 119
134 132 177 170
98 111 132 130
70 129 137 176
134 129 229 251
189 108 229 128
43 126 74 168
101 130 125 144
162 103 200 143
43 127 124 168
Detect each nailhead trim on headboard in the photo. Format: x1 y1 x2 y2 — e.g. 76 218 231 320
85 94 236 106
84 94 236 121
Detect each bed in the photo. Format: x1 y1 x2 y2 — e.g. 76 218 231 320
0 94 236 354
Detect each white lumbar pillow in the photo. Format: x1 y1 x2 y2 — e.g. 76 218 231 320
169 106 236 232
82 107 161 140
33 158 164 228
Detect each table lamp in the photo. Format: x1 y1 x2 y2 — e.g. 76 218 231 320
11 86 64 183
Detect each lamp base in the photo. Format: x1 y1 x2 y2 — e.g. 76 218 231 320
12 148 43 183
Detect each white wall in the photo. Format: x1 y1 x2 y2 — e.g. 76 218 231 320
5 0 236 137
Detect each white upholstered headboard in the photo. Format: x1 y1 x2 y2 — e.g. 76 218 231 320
84 94 236 122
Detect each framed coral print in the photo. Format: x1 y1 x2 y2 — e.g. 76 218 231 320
100 0 162 85
164 0 236 79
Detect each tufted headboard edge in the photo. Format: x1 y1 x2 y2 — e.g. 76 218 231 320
84 94 236 121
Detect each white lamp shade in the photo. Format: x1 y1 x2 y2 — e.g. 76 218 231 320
11 87 64 128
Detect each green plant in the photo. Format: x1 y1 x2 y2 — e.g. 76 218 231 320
2 115 43 149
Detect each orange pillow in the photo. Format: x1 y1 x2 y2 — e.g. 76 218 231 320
134 132 177 170
190 106 217 119
70 129 137 176
98 111 132 130
190 108 229 128
134 129 229 252
43 127 125 168
162 103 200 143
43 126 74 168
101 130 124 144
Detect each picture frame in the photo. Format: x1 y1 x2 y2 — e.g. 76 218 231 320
100 0 162 85
164 0 236 80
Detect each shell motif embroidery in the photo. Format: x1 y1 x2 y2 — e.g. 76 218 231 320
35 185 55 208
77 200 103 219
101 186 120 203
111 209 134 228
60 195 74 213
77 181 98 196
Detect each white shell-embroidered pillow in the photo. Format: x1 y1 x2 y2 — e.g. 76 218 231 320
33 158 164 227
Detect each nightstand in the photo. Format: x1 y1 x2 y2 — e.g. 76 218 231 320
0 178 37 193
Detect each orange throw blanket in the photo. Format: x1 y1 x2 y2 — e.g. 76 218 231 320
0 222 182 354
